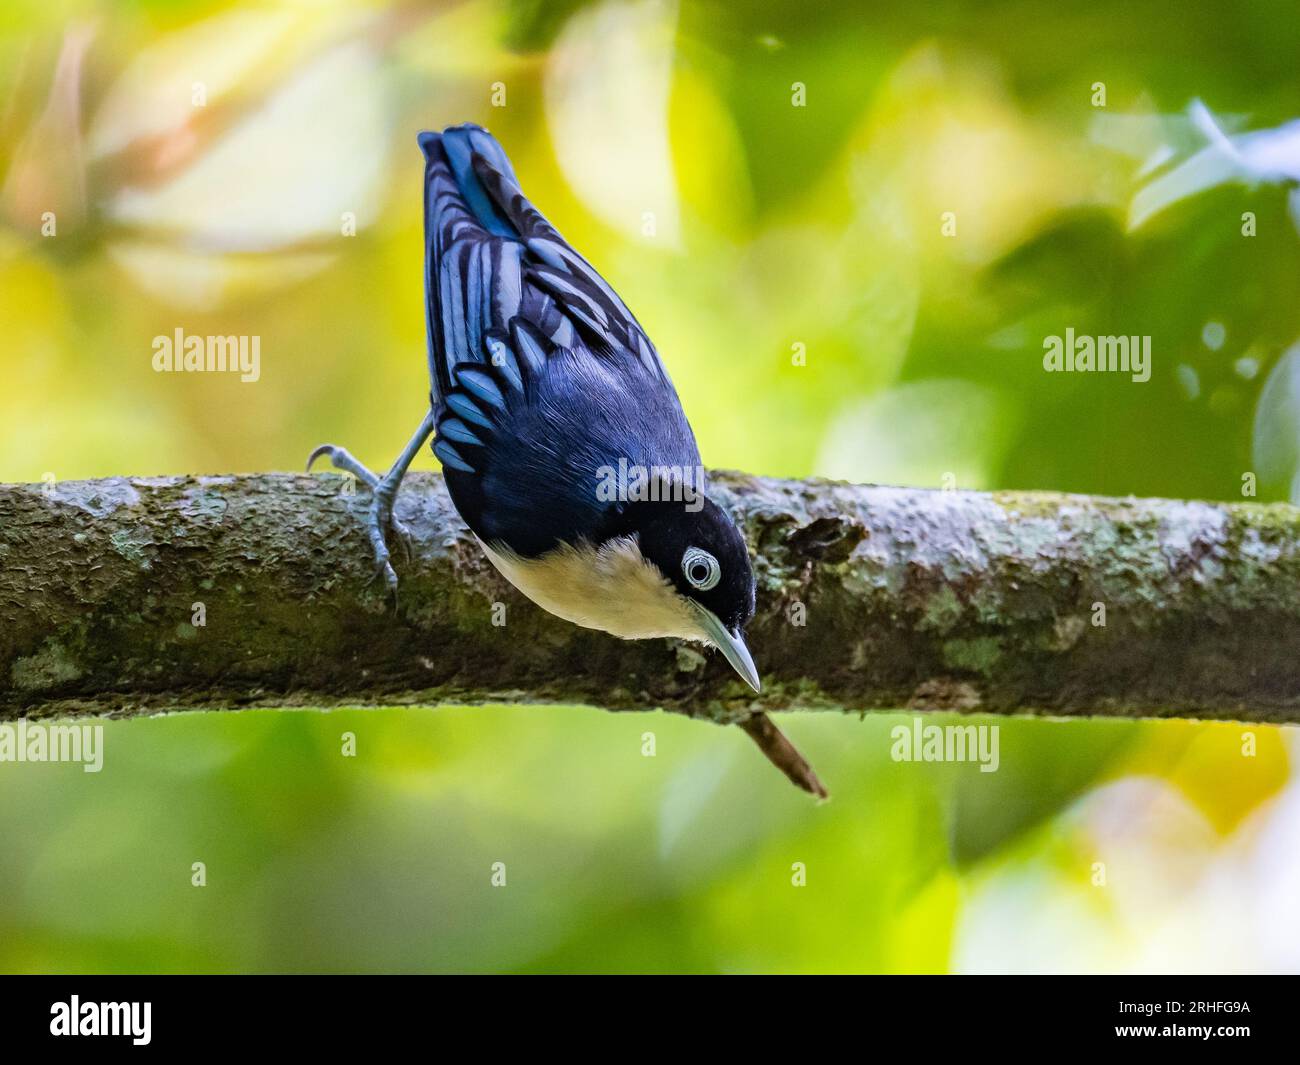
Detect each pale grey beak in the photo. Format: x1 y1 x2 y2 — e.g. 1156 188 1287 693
691 604 762 693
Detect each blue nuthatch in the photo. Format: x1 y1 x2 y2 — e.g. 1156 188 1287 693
310 124 824 795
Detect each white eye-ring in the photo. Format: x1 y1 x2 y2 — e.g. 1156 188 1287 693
682 547 721 591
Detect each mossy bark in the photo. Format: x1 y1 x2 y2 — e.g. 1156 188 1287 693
2 471 1299 724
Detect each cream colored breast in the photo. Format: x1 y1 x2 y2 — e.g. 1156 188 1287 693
477 535 699 642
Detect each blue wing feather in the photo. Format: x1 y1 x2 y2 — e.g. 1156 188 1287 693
420 123 696 556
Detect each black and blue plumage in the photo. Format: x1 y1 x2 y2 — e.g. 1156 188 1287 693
421 125 697 557
311 123 759 692
417 124 758 680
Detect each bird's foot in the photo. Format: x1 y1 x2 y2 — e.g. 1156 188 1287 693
307 443 413 594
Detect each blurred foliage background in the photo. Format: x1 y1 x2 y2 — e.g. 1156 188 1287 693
2 0 1299 972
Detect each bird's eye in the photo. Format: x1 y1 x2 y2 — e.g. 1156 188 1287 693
682 547 721 591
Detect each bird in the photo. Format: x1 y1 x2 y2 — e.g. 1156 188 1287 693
309 123 825 796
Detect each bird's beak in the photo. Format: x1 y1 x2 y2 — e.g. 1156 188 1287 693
691 604 762 693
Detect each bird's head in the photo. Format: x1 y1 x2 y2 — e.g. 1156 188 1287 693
629 494 760 692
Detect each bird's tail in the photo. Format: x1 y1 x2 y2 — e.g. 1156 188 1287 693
416 122 658 403
418 123 521 239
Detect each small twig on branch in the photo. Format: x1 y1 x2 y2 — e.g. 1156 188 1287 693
741 712 829 799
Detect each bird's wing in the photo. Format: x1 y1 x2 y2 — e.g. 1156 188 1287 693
419 124 695 554
467 149 667 381
420 124 669 404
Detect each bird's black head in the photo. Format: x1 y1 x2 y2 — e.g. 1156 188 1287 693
636 496 756 629
624 494 760 689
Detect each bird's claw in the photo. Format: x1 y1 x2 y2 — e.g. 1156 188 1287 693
305 444 332 473
308 441 410 596
307 443 379 488
371 557 399 596
392 517 414 564
366 493 413 593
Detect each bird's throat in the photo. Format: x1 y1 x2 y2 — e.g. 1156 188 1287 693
477 535 699 641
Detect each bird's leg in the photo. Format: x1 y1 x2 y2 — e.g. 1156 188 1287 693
307 410 437 592
369 408 438 550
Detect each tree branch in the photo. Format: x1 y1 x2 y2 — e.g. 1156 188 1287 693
3 471 1299 733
